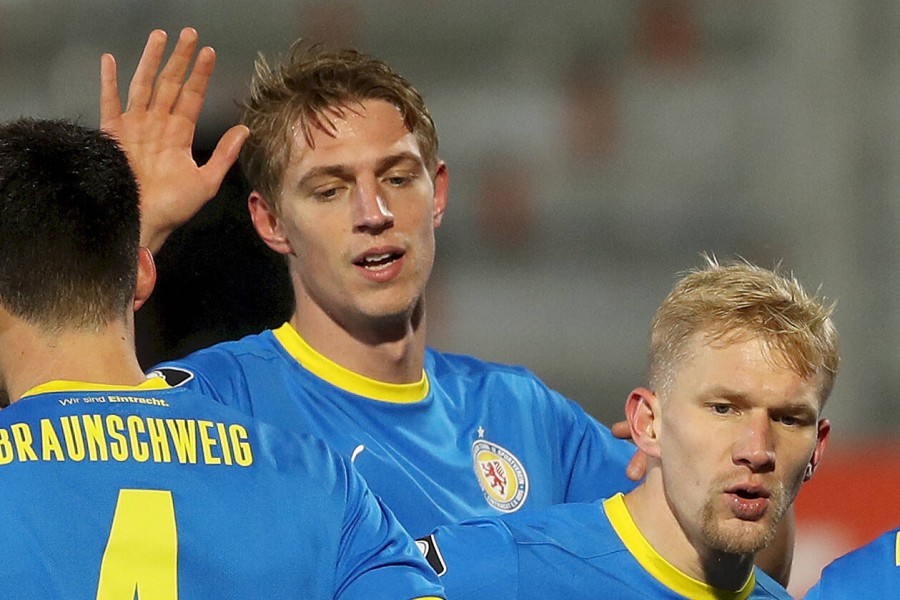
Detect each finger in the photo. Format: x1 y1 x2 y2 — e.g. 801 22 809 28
626 450 647 481
174 45 216 124
610 419 633 441
199 125 249 195
127 29 168 112
99 53 122 127
150 27 199 113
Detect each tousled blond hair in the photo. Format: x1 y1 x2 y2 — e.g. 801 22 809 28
648 257 839 404
240 41 439 208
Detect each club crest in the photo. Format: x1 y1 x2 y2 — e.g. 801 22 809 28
472 437 529 513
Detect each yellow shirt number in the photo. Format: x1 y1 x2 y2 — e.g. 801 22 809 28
95 489 178 599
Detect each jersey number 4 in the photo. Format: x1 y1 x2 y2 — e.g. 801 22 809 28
95 489 178 599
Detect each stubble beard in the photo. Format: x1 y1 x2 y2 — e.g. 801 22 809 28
699 480 788 555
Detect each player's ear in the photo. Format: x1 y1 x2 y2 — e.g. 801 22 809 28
432 161 448 229
804 418 831 482
249 190 293 256
133 247 157 312
625 387 662 459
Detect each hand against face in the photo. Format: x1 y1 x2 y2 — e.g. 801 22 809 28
100 27 248 254
611 419 647 481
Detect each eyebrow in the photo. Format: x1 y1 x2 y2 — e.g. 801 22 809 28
699 385 819 412
295 152 426 192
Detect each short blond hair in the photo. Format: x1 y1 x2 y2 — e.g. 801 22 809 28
648 258 839 404
240 41 439 208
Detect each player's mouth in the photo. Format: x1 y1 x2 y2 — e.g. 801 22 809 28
352 247 406 281
724 484 770 521
355 251 404 271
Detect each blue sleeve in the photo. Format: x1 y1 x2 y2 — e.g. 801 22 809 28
335 458 446 600
801 528 900 600
426 520 518 600
550 391 639 502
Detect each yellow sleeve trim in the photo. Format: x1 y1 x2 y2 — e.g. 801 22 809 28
604 493 756 600
894 530 900 566
272 322 430 404
21 377 172 399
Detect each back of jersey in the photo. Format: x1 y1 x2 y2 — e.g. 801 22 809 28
0 382 442 600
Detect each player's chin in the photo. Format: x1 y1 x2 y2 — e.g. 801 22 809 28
708 519 777 555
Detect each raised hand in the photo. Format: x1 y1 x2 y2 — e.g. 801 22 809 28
100 27 248 253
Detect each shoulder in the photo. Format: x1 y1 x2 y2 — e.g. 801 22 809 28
425 347 580 410
438 501 615 557
426 347 540 381
162 329 280 370
148 329 283 392
811 527 900 596
504 501 621 555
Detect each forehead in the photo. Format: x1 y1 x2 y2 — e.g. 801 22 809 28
672 332 822 408
285 99 423 175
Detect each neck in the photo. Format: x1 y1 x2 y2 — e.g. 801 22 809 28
0 318 147 403
289 298 427 385
624 471 755 591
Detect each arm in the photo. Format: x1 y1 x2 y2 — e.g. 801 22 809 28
335 459 445 600
100 27 248 254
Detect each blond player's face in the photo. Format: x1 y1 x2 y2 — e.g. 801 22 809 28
658 333 828 555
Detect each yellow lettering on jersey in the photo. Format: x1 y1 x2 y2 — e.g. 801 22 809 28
166 419 198 464
0 429 13 465
215 423 233 466
147 418 172 463
126 416 149 462
106 415 128 461
230 425 253 467
60 416 86 461
11 423 37 462
198 420 221 465
83 415 109 462
40 419 65 461
95 489 177 600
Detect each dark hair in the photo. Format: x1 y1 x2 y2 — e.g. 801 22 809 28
0 118 140 330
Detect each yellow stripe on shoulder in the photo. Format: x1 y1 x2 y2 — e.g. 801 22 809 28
273 322 429 404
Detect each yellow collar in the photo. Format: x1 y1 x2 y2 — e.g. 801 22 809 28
604 493 756 600
21 377 172 399
273 322 429 404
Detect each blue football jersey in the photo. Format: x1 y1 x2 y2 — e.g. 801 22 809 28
0 378 443 600
804 527 900 599
153 323 638 538
427 493 791 599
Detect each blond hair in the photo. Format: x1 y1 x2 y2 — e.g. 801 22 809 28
240 41 439 208
649 257 839 403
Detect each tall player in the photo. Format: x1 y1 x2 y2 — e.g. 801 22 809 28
100 28 793 584
0 118 443 599
102 28 637 534
423 260 837 599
